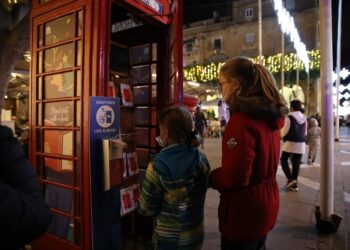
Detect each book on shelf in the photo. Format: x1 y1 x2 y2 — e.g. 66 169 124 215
102 138 127 191
120 83 133 106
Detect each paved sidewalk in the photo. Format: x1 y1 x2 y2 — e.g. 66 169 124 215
202 127 350 250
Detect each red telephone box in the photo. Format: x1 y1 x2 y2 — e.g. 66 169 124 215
29 0 183 249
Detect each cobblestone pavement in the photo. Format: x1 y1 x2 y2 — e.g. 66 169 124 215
201 127 350 250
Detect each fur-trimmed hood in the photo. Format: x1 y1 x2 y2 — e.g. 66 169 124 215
227 96 289 128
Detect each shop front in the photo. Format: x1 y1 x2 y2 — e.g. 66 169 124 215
29 0 183 249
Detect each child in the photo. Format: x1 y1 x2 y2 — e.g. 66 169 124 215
307 118 321 165
137 106 211 250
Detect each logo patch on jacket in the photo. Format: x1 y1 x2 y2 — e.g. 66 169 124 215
227 137 237 149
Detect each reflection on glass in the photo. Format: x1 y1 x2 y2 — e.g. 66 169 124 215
75 161 81 187
132 66 149 84
44 43 74 72
170 53 175 75
44 130 73 157
170 76 175 102
151 128 156 147
77 11 83 37
132 45 149 64
36 156 43 176
40 0 53 3
151 85 157 105
135 128 149 146
135 107 149 125
151 64 157 83
37 51 42 74
76 70 82 96
74 221 81 244
136 148 149 169
37 77 42 100
45 14 74 46
38 25 43 48
37 103 42 126
152 43 157 61
151 106 157 126
46 192 73 240
44 102 73 126
36 129 42 151
76 101 81 126
44 72 74 99
77 40 82 66
133 86 149 105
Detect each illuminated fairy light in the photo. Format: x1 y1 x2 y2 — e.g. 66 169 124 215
184 50 320 83
273 0 310 72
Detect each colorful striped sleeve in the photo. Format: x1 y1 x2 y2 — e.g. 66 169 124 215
137 162 163 216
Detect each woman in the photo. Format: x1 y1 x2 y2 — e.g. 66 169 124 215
138 106 211 250
209 57 288 250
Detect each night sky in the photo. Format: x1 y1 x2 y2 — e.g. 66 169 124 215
184 0 350 68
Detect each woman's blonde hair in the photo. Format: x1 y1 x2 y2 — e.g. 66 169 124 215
220 56 285 107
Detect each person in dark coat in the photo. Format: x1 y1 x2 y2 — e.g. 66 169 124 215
209 56 288 250
194 106 207 149
0 125 52 249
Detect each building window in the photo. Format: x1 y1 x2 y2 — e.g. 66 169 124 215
185 43 193 53
285 0 294 9
245 8 253 19
245 33 255 44
213 38 222 50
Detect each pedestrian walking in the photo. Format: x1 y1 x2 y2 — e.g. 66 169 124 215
306 118 321 165
209 56 288 250
137 105 211 250
194 106 207 148
220 116 227 137
280 99 307 192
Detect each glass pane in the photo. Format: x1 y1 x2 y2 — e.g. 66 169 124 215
151 64 157 83
151 106 157 126
76 40 82 66
135 128 149 146
152 43 157 61
44 43 74 72
44 130 73 157
135 107 149 126
133 86 149 105
37 103 42 126
136 148 149 169
75 161 81 187
37 77 42 100
74 221 82 244
44 72 74 99
76 70 82 96
75 130 81 157
37 51 42 74
132 66 149 84
38 25 43 48
77 11 83 37
170 76 175 102
45 14 75 46
151 85 157 105
76 101 81 126
45 184 73 213
132 45 149 64
44 102 74 126
151 128 156 147
47 212 73 241
36 129 42 151
45 160 74 184
36 156 43 176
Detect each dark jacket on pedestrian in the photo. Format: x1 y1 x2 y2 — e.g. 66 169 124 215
210 96 286 241
0 125 52 249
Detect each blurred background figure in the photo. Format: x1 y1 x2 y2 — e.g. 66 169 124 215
194 106 207 148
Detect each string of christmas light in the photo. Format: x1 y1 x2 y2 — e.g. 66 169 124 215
184 50 320 83
273 0 310 72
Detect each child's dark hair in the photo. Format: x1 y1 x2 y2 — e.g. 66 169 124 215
158 106 200 147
